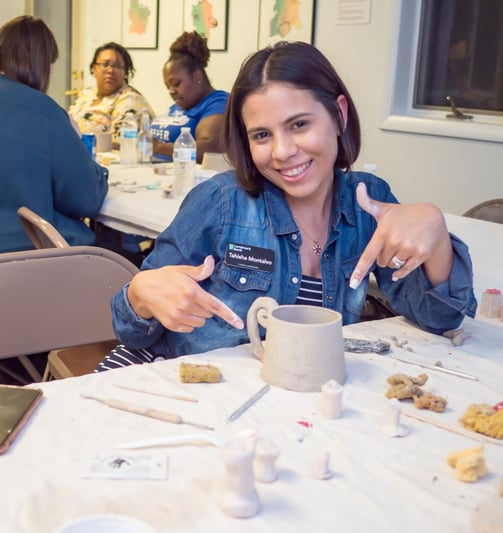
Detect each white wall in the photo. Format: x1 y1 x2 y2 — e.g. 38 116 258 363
0 0 23 23
2 0 502 216
81 0 260 117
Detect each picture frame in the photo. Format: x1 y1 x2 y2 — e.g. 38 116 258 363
183 0 229 51
258 0 317 48
121 0 159 50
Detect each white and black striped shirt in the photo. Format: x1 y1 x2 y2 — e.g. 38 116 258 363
295 275 323 306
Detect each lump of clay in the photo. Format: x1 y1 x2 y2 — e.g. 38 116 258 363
460 403 503 439
447 445 488 482
413 392 448 413
385 372 428 400
179 362 222 383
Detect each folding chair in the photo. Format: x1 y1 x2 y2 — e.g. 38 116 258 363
0 246 138 382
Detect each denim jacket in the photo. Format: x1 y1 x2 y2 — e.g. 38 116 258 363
111 169 477 357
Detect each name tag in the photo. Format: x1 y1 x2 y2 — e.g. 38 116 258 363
225 243 274 273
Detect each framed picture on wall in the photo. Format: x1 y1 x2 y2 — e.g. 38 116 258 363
183 0 229 51
121 0 159 49
258 0 317 48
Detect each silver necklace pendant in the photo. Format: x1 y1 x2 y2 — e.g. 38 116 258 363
312 241 322 255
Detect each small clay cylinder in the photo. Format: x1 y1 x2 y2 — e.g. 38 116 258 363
320 380 343 419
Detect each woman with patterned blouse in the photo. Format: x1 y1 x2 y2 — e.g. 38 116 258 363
69 42 154 146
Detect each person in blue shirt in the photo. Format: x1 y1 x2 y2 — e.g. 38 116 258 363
151 31 229 163
96 41 476 372
0 16 108 253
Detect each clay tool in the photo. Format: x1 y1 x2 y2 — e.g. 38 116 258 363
118 428 257 450
391 354 478 381
80 393 213 430
119 433 223 449
114 384 198 403
227 384 270 422
402 409 502 447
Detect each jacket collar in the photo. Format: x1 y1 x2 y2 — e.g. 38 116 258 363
262 168 358 236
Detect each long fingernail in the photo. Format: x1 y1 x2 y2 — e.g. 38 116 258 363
350 277 360 290
232 317 244 329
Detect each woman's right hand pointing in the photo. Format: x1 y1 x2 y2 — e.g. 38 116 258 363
127 255 244 332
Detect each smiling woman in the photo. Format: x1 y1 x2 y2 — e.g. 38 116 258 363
94 41 477 374
68 41 154 145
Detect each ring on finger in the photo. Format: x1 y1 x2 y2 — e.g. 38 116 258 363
391 256 406 269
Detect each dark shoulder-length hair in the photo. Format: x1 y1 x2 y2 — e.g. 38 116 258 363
90 42 135 84
223 41 361 197
0 15 58 93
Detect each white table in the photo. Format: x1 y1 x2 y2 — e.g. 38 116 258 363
1 316 502 533
96 163 184 239
444 213 503 304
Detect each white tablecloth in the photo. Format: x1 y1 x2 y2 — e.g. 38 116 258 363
96 164 183 239
1 316 502 532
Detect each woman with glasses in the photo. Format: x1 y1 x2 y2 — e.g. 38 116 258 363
69 41 154 146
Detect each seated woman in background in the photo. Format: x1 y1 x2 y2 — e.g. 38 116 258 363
69 41 154 147
151 31 229 163
0 15 108 253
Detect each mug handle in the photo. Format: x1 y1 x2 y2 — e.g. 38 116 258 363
246 297 278 362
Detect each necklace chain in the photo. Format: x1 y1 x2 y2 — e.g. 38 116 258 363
293 215 326 256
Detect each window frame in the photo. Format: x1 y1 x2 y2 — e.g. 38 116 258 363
381 0 503 144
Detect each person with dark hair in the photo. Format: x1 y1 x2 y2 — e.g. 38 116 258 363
69 41 154 146
0 15 108 253
96 41 476 372
151 31 229 163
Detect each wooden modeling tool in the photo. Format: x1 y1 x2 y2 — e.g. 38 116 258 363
80 393 213 430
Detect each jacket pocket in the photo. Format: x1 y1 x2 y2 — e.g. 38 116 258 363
218 263 273 292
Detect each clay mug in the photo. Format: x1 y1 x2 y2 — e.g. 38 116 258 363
246 297 346 392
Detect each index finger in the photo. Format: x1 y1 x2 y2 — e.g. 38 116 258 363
198 291 244 330
349 234 383 290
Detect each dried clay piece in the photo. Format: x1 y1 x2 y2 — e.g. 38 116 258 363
447 445 488 482
320 379 343 419
309 451 333 480
460 403 503 439
442 327 471 346
217 437 260 518
253 438 280 483
385 372 428 400
379 398 409 437
179 362 222 383
413 392 448 413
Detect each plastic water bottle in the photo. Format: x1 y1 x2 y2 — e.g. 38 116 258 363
137 111 152 163
173 127 196 196
120 111 138 165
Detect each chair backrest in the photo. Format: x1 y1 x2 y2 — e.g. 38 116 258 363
0 246 139 359
463 199 503 224
17 206 69 249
